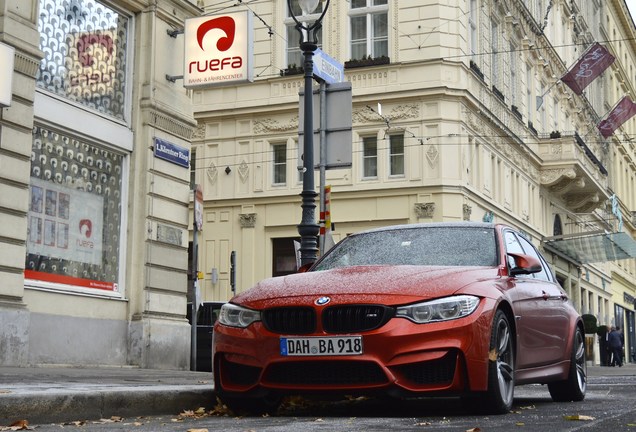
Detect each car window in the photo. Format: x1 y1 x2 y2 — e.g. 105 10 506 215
504 231 525 273
516 235 551 281
314 226 497 270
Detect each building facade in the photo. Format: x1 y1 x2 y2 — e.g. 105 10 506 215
192 0 636 364
0 0 198 368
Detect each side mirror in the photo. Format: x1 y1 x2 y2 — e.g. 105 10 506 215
508 252 542 276
297 263 313 273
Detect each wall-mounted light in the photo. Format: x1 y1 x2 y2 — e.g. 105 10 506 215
225 166 231 175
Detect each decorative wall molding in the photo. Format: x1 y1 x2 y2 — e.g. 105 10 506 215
463 204 472 221
206 161 218 184
426 145 439 168
238 160 249 183
147 110 196 141
254 117 298 134
14 52 40 78
352 103 420 124
414 202 435 218
192 123 206 140
239 213 256 228
540 168 576 186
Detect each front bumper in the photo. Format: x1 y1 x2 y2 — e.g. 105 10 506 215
213 299 496 397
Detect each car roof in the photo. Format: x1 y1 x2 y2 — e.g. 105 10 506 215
356 222 499 235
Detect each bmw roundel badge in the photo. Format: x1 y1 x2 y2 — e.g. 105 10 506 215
315 296 331 306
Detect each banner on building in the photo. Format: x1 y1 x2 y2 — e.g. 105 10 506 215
597 96 636 138
561 42 615 95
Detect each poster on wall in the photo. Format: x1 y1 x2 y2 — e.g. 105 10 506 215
25 177 114 291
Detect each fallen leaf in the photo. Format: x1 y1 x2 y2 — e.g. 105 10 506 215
314 418 324 422
466 428 482 432
93 416 123 424
564 414 595 421
519 405 535 410
488 348 497 361
209 398 233 416
133 422 144 426
63 420 86 426
0 420 33 431
186 429 209 432
0 390 11 394
516 422 525 426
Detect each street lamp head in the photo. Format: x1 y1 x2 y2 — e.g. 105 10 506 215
287 0 330 45
298 0 320 15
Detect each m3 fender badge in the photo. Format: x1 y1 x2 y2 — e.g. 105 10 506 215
315 296 331 306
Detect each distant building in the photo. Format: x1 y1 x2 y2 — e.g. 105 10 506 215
191 0 636 363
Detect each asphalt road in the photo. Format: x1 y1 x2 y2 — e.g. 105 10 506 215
23 372 636 432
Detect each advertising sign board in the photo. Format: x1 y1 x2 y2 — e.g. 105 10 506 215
184 11 254 88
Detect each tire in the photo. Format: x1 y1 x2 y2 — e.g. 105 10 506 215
548 325 586 402
480 309 515 414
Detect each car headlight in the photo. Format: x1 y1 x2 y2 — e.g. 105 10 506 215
218 303 261 328
396 295 480 323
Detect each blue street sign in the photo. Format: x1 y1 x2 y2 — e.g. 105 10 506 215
154 138 190 168
313 48 344 84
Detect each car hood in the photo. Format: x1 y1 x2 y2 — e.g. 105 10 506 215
233 265 500 308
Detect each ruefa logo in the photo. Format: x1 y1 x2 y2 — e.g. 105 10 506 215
190 16 242 74
197 16 235 52
79 219 92 238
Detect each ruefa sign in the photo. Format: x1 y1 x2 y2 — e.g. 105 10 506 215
184 11 254 88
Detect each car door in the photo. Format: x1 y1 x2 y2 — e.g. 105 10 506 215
503 231 570 369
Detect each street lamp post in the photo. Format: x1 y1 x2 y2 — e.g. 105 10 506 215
287 0 330 267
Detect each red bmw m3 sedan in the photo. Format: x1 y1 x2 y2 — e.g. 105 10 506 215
212 222 586 415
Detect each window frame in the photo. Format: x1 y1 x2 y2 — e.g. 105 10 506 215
469 0 479 61
362 135 378 179
272 143 288 186
26 0 134 299
348 0 389 61
388 133 405 177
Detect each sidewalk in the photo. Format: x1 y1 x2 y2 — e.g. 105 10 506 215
0 366 214 426
0 363 635 426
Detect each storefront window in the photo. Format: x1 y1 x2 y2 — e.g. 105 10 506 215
25 126 124 293
36 0 129 121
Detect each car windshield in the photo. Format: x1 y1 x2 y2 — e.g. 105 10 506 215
314 226 497 270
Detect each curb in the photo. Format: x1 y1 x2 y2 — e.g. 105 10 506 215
0 386 215 425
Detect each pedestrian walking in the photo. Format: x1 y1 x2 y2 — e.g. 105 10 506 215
608 326 624 367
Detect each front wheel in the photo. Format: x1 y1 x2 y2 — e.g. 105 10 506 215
548 325 586 402
481 310 515 414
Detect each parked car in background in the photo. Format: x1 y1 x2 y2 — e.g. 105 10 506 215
212 223 586 414
187 301 225 372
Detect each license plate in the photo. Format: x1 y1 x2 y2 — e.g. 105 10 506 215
280 336 363 356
